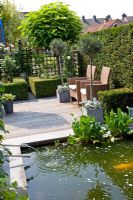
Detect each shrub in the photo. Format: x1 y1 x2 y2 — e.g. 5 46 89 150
104 108 133 137
4 78 28 100
29 77 64 98
1 55 17 82
98 88 133 113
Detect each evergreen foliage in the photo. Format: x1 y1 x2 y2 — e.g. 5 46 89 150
19 2 82 48
91 24 133 88
98 88 133 113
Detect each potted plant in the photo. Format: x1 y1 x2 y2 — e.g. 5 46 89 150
2 93 15 114
79 35 103 101
56 84 70 103
0 82 5 118
82 98 104 124
50 39 70 103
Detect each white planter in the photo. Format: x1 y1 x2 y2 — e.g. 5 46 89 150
82 107 104 124
56 90 70 103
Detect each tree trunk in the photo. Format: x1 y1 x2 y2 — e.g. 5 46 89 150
59 56 64 85
56 56 61 75
90 57 93 101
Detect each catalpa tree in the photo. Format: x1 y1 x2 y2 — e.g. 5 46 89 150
19 1 82 48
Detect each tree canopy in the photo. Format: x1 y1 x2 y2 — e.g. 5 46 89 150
19 1 82 48
0 0 23 44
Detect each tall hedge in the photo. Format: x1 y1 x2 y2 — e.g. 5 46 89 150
90 23 133 89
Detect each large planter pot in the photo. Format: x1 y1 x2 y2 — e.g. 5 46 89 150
56 90 70 103
3 100 13 114
82 107 104 124
128 107 133 130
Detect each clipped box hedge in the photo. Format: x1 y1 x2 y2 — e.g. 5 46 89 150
4 78 28 100
29 77 62 98
98 88 133 113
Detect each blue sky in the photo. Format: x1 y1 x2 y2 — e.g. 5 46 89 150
14 0 133 19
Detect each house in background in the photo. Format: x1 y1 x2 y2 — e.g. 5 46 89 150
86 19 123 33
81 13 133 33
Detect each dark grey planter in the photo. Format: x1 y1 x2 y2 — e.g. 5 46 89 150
3 100 13 114
56 90 70 103
82 107 104 124
0 103 3 118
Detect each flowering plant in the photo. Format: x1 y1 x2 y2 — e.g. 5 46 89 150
83 99 101 110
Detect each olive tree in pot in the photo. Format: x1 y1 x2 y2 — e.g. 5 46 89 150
79 35 103 121
79 35 103 101
2 93 15 114
50 39 70 103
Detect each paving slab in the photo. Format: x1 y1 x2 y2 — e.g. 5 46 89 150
3 97 81 139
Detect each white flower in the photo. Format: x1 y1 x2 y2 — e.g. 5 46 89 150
111 137 115 142
101 126 107 131
67 56 71 60
103 131 111 138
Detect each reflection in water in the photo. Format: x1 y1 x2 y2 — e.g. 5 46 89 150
23 140 133 200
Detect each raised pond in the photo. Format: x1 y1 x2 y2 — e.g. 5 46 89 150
23 140 133 200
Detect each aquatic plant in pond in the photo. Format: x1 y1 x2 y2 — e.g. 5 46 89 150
68 115 104 144
104 108 133 137
23 140 133 200
69 109 133 145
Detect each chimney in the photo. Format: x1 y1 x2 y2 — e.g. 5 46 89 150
122 13 128 22
82 15 86 22
93 15 97 22
105 15 111 21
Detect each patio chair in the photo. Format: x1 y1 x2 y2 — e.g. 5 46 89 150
80 66 111 102
68 65 96 106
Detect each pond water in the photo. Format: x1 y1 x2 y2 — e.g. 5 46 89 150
23 140 133 200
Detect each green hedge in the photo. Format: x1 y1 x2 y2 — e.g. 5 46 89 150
4 78 28 100
29 77 63 98
89 23 133 89
98 88 133 113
